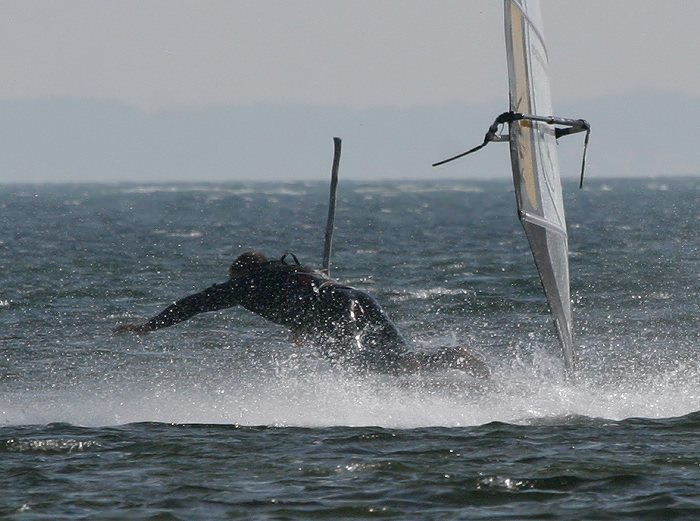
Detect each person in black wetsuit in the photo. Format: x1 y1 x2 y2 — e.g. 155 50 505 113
114 251 489 377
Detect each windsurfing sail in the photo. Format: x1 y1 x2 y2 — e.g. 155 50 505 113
433 0 590 374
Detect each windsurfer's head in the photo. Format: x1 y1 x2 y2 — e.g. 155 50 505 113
229 250 267 279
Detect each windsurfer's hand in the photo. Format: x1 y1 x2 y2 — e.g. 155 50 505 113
113 323 151 335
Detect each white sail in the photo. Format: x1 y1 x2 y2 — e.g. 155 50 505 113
504 0 575 371
433 0 589 373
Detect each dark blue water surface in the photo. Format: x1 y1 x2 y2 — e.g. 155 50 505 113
1 178 698 519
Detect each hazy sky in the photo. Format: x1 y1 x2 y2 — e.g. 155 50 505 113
4 0 699 110
2 0 699 182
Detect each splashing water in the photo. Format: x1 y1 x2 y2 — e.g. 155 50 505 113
2 338 697 428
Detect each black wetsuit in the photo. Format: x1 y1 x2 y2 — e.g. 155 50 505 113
138 257 490 376
144 259 408 371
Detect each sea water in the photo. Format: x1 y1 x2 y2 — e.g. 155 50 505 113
1 178 698 519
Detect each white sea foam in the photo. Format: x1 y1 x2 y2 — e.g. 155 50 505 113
352 184 484 196
153 229 205 238
120 185 308 196
4 438 101 453
390 287 475 302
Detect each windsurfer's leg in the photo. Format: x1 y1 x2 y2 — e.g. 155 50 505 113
318 286 406 349
349 291 407 351
314 285 409 371
402 347 490 378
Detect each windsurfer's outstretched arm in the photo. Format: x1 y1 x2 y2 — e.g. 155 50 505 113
114 282 240 334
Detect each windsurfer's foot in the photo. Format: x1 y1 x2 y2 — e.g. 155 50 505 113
450 347 490 378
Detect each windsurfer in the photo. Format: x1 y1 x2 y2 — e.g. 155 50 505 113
114 251 489 377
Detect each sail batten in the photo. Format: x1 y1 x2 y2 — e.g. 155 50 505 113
520 211 567 236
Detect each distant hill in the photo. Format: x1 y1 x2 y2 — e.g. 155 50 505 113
1 91 698 183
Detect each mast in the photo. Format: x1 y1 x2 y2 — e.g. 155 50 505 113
322 137 342 276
